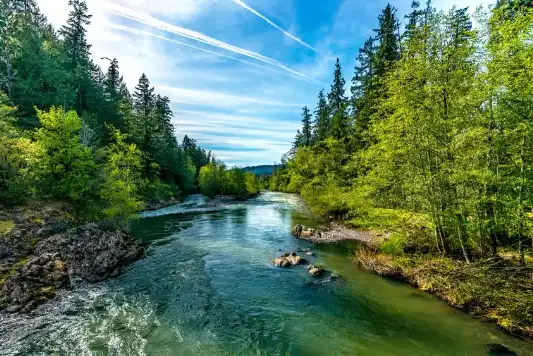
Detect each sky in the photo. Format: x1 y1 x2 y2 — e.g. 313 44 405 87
36 0 489 167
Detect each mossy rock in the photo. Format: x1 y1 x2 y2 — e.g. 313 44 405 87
0 220 15 235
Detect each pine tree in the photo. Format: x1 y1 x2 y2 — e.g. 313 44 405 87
351 36 376 145
313 89 329 142
327 58 347 117
59 0 92 114
374 4 401 78
59 0 91 68
300 106 312 146
404 1 423 42
133 73 154 118
326 59 350 139
104 58 121 97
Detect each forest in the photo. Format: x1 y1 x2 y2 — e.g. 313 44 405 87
272 0 533 263
0 0 259 222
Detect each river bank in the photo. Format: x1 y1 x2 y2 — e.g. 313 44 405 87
293 223 533 340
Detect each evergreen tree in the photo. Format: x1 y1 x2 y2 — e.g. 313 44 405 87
59 0 92 114
404 1 423 42
313 89 329 142
327 58 347 117
133 73 154 118
327 59 350 139
374 4 401 78
59 0 91 68
300 106 312 146
351 36 376 146
104 58 121 98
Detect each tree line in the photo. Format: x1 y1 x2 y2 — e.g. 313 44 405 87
271 0 533 263
0 0 257 221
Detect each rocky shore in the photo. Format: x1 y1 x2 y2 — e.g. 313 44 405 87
0 204 144 313
291 223 385 245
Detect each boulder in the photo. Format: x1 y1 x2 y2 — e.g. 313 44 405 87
0 222 144 313
308 265 325 277
273 251 307 267
34 223 144 282
0 238 13 259
292 224 317 238
0 253 69 313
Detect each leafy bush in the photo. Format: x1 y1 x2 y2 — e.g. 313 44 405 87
35 107 97 202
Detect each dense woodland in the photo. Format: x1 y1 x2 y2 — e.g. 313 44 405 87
271 0 533 263
0 0 259 221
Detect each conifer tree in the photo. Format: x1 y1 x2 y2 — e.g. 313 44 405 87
351 36 376 146
133 73 154 118
327 58 347 117
313 89 329 142
60 0 91 68
374 4 401 78
300 106 312 147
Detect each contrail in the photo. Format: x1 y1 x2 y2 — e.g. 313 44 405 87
103 3 320 84
232 0 316 52
108 23 306 81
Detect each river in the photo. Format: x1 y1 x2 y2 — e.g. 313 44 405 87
1 192 532 355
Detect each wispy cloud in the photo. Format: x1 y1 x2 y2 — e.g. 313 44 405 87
103 2 321 84
108 23 316 83
231 0 316 52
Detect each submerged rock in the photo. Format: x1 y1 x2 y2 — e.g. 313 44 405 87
273 251 307 267
308 265 325 277
485 344 516 355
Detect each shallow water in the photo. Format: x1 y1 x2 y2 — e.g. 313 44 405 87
1 192 532 355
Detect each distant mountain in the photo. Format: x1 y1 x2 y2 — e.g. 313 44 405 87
242 165 280 176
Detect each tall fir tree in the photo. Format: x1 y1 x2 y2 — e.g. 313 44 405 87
60 0 91 68
327 58 347 116
327 59 349 139
374 4 401 78
133 73 154 118
59 0 92 114
300 106 312 146
313 89 329 142
351 36 376 146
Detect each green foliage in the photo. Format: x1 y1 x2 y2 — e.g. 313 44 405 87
0 0 217 215
199 163 260 199
100 127 143 222
198 162 225 198
35 107 97 202
273 4 533 264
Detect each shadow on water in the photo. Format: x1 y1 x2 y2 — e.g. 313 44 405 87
1 192 533 356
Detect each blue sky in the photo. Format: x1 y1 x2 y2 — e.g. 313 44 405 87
37 0 488 167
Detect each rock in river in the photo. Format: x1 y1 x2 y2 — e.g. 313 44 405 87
273 252 307 267
308 265 325 277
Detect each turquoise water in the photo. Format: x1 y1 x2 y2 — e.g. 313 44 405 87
1 192 532 355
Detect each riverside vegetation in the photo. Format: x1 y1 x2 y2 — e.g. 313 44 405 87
0 0 259 311
270 0 533 338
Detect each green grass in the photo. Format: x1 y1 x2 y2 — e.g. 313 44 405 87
356 250 533 338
